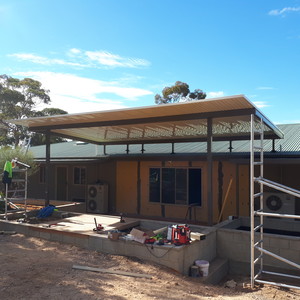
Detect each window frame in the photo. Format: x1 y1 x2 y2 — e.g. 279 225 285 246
149 167 202 206
73 166 86 185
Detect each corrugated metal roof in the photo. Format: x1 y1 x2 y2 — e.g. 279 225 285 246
11 95 283 145
29 123 300 160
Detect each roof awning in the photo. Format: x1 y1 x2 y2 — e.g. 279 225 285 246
11 95 283 145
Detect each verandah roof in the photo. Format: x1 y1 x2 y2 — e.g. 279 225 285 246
11 95 283 145
10 94 284 225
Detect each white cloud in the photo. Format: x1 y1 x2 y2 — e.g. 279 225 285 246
207 91 225 98
85 50 150 68
14 71 153 113
253 101 270 108
10 49 150 69
69 48 81 55
40 94 125 114
269 7 300 16
9 53 86 68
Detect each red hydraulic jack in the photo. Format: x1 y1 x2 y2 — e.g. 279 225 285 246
93 217 104 233
171 224 191 245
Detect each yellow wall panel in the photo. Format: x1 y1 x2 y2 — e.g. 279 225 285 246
140 161 162 216
116 161 138 214
216 162 237 222
238 164 250 216
115 159 246 224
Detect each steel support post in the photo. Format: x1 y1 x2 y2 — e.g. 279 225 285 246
207 117 213 226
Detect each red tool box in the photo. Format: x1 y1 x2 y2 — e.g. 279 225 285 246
171 224 191 245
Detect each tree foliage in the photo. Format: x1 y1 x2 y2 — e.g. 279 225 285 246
30 108 68 146
155 81 206 104
0 147 38 177
0 74 67 147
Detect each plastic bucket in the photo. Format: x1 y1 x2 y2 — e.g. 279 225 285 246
195 260 209 277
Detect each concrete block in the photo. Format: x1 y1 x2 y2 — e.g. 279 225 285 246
28 228 40 238
217 230 236 258
50 232 63 243
263 247 283 267
264 245 280 256
194 242 216 263
262 236 270 247
111 238 126 254
229 260 250 275
269 237 290 249
161 254 183 273
233 231 250 243
0 221 13 232
130 243 151 260
39 230 51 241
218 229 235 242
148 246 170 260
102 238 125 255
74 236 89 249
200 258 229 285
229 243 250 262
279 248 300 264
289 239 300 251
15 224 29 235
88 236 103 251
62 234 76 245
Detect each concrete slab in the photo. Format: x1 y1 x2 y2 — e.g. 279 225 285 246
22 213 141 234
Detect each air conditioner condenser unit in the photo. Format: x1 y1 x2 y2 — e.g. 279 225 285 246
86 184 108 214
263 192 295 215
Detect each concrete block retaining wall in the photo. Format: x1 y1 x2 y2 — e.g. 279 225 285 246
2 215 298 277
216 218 300 274
0 219 216 276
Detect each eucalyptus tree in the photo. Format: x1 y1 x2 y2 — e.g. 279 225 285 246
155 81 206 104
0 75 68 147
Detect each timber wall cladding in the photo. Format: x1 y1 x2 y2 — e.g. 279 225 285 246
116 161 138 214
237 165 250 217
115 160 238 222
216 161 237 222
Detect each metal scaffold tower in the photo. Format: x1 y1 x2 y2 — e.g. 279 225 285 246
250 114 300 290
4 160 30 220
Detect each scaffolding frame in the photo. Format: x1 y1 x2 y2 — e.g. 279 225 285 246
250 114 300 290
4 168 28 220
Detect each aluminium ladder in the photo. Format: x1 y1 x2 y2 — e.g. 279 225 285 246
4 168 28 220
250 114 300 290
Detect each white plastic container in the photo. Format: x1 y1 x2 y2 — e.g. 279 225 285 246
195 260 209 277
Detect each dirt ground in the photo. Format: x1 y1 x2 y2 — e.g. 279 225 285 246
0 234 299 300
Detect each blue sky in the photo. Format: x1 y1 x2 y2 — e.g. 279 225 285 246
1 0 300 124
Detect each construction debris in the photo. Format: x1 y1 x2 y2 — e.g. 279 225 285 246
225 279 237 288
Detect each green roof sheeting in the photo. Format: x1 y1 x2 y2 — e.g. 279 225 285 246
29 123 300 161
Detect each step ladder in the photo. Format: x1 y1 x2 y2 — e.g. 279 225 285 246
250 114 300 290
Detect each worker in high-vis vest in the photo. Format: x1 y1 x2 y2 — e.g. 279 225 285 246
2 160 13 186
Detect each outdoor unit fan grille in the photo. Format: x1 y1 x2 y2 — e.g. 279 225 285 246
263 192 295 215
87 198 98 211
88 186 98 198
266 195 282 211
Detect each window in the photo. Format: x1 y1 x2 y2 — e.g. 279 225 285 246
73 167 86 185
39 165 46 184
149 167 202 206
